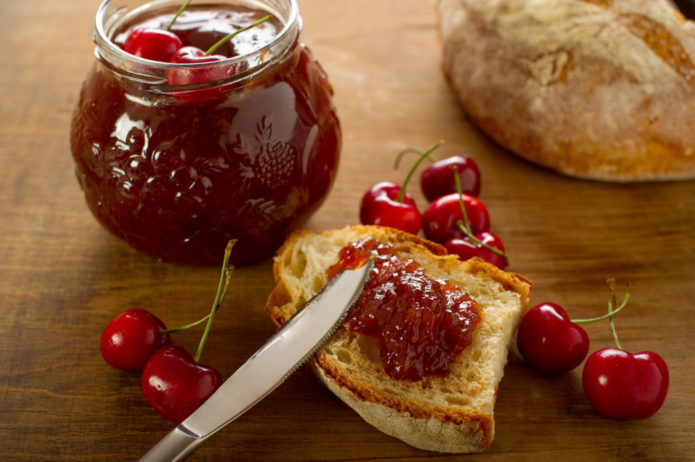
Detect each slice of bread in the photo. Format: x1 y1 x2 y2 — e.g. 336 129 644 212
264 225 532 453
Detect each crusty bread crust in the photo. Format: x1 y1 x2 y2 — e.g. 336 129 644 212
438 0 695 182
264 225 532 452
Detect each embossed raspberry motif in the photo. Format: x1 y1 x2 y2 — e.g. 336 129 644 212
252 117 297 188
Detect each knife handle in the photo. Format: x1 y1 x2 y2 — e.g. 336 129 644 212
138 426 205 462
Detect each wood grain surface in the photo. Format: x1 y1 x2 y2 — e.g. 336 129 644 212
1 0 694 460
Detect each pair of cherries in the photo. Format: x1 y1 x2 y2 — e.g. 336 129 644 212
517 282 669 419
360 144 507 269
122 6 270 89
100 242 235 423
101 309 223 423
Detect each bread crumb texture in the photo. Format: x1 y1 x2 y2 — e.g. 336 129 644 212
264 225 532 452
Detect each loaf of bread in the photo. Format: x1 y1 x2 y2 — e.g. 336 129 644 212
438 0 695 181
264 225 532 452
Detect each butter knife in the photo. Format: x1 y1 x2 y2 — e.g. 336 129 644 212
138 259 373 461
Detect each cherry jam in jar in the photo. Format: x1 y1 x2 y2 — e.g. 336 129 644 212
326 238 482 381
70 0 340 265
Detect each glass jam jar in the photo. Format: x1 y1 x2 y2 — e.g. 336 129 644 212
70 0 340 265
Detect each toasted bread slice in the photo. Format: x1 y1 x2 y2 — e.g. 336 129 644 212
264 225 532 453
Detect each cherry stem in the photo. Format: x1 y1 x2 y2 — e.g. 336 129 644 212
606 278 629 350
193 240 236 362
452 167 507 262
160 314 211 334
573 289 630 324
205 15 271 56
166 0 192 31
159 282 232 335
159 243 235 338
393 148 435 170
395 141 443 203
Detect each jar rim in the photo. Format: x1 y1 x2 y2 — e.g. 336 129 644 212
93 0 300 87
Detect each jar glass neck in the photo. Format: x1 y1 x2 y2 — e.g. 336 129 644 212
93 0 301 90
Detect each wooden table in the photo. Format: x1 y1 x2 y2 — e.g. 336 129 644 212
1 0 693 460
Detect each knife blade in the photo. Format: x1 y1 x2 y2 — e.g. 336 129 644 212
138 259 374 462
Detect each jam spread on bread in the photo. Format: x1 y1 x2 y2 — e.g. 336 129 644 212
326 238 481 381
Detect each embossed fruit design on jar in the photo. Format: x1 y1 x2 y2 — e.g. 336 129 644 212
70 0 340 265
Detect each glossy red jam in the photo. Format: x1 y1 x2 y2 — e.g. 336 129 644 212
327 238 482 381
70 2 340 265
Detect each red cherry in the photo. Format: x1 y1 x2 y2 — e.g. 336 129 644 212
582 348 669 419
422 193 490 244
123 28 183 62
100 309 171 372
169 45 209 63
445 231 506 269
165 14 271 89
360 181 422 234
167 46 231 103
167 46 231 85
516 303 590 373
142 345 223 423
421 155 481 201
